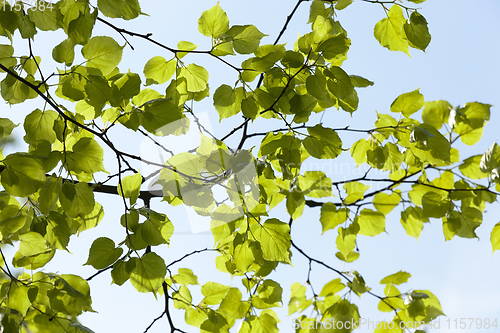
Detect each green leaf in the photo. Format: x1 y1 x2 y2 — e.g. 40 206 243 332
130 252 167 294
288 283 312 315
248 313 278 333
380 271 411 285
52 39 75 66
0 44 17 69
410 124 451 164
443 208 482 240
422 100 451 129
4 283 31 316
59 182 95 218
308 0 326 24
286 189 305 220
171 268 199 286
404 12 431 51
177 40 198 59
254 279 282 309
351 139 368 166
85 237 123 269
198 3 229 38
400 206 427 239
451 102 491 145
172 285 192 309
349 272 371 296
85 74 112 110
336 223 359 258
297 171 332 198
1 73 32 104
226 25 267 54
23 59 42 81
231 237 260 273
214 84 239 120
46 211 71 250
82 36 124 76
305 73 329 102
0 7 18 37
373 191 401 215
0 118 17 139
117 172 142 204
491 222 500 253
422 192 450 218
78 202 104 233
13 248 55 270
319 278 345 296
349 75 374 88
27 3 61 31
390 88 424 117
18 14 37 39
250 219 291 264
52 274 94 315
137 215 173 246
0 205 26 239
344 181 370 204
459 155 489 179
23 109 59 145
143 56 176 85
480 142 500 174
317 34 350 61
19 232 49 257
336 0 353 10
68 9 98 45
111 259 132 286
320 202 348 234
303 124 343 159
241 95 259 120
374 5 409 55
140 98 184 133
218 287 248 320
325 66 354 100
66 137 106 174
202 282 230 305
185 307 208 327
1 153 46 197
179 64 209 92
357 209 386 236
97 0 142 20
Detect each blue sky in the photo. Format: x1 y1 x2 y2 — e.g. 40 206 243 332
2 1 500 332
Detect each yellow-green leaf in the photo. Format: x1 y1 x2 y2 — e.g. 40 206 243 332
1 153 46 197
143 56 176 85
374 5 409 55
198 3 229 38
491 222 500 253
357 209 385 236
60 182 95 218
85 237 123 269
82 36 124 76
390 88 424 117
130 252 166 294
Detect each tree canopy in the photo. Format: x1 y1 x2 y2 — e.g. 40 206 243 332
0 0 499 332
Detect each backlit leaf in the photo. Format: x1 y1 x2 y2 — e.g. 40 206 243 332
85 237 123 269
97 0 142 20
390 88 424 117
374 5 409 55
198 3 229 38
1 153 46 197
60 182 95 218
82 36 124 76
130 252 167 294
250 219 291 264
